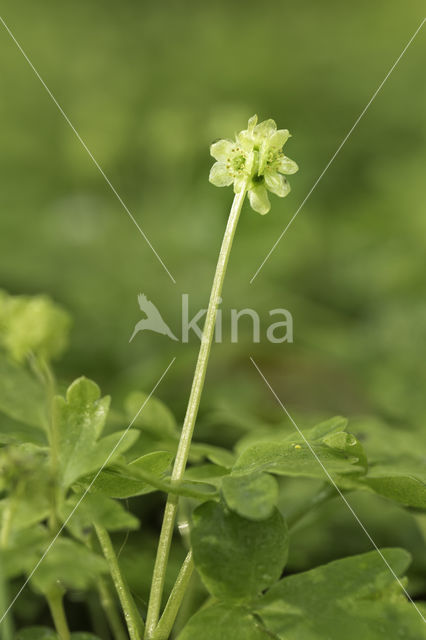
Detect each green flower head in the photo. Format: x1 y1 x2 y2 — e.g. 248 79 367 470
209 115 298 215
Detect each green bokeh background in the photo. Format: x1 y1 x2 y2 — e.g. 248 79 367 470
1 0 425 630
1 0 425 426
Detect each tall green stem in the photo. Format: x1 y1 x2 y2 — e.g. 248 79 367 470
95 525 144 640
145 185 248 638
46 586 70 640
151 551 193 640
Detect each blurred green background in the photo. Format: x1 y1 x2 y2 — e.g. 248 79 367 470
1 0 425 424
1 0 425 627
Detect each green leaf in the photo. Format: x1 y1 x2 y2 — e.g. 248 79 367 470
235 415 348 454
60 491 139 540
54 377 138 487
178 603 272 640
79 429 140 481
85 453 217 500
234 435 365 482
185 463 229 488
0 446 52 529
1 526 48 579
87 451 173 498
0 354 46 428
190 443 235 468
222 472 278 520
124 390 177 438
0 291 71 362
191 501 288 602
30 538 106 594
255 549 425 639
308 416 349 439
0 497 50 534
350 418 426 508
363 473 426 509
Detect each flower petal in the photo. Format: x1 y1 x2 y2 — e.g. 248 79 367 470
247 114 258 131
255 119 277 139
269 129 290 150
209 162 233 187
249 185 271 215
210 139 233 162
264 170 291 197
277 155 298 175
236 131 254 152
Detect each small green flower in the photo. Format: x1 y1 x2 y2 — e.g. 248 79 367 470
209 115 298 214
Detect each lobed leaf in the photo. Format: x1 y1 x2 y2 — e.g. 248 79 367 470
54 377 138 488
191 501 288 602
255 549 425 639
0 526 48 579
233 438 365 481
30 538 107 594
0 354 46 428
185 463 230 488
222 472 278 520
87 451 173 498
60 491 139 540
190 443 235 468
350 418 426 508
177 603 272 640
124 390 177 438
363 473 426 509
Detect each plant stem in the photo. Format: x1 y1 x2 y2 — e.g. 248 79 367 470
97 577 128 640
173 567 197 637
95 525 144 640
34 356 61 531
46 586 70 640
151 552 194 640
0 504 13 551
0 502 15 640
0 556 13 640
145 185 248 638
87 590 112 640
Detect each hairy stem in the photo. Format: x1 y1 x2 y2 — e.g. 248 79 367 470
145 186 248 638
151 552 194 640
173 567 197 636
95 525 144 640
46 586 70 640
